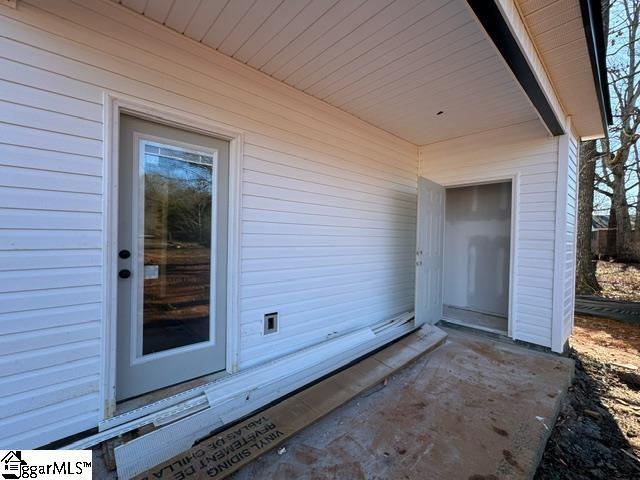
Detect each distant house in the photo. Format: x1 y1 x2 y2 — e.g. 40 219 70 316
592 215 615 257
592 215 636 257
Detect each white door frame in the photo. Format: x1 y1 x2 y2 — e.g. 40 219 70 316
101 93 244 419
437 173 519 339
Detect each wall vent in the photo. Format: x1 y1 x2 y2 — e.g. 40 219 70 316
263 312 278 335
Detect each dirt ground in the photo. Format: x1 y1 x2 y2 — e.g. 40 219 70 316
595 261 640 302
536 315 640 479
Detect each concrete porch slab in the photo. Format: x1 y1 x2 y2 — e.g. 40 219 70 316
230 327 574 480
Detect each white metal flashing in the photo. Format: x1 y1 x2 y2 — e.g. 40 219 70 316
62 312 414 453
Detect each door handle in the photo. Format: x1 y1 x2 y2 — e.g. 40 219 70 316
119 269 131 279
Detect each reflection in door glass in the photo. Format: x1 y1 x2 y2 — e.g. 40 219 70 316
141 142 214 355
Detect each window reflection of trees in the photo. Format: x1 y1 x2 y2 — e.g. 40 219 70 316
141 153 214 354
144 155 213 247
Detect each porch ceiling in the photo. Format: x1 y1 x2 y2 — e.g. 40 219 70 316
114 0 541 145
517 0 607 138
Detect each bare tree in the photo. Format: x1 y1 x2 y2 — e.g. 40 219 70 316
577 141 602 293
596 0 640 261
576 0 610 293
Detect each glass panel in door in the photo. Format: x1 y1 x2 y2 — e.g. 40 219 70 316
139 142 215 355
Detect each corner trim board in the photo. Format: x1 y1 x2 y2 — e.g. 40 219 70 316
466 0 565 136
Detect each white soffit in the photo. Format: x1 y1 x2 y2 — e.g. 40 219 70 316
517 0 604 138
114 0 541 145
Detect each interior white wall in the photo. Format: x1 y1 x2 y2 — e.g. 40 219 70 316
0 0 417 449
420 120 559 348
444 183 512 317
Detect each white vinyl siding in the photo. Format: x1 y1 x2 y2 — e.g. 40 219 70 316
562 133 579 343
419 120 559 347
0 0 416 449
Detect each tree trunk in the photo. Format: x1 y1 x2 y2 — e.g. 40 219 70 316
576 140 601 294
635 187 640 255
610 158 636 261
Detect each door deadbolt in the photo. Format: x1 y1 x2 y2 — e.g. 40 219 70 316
119 269 131 279
119 249 131 259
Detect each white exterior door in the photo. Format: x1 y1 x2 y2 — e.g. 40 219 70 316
116 115 229 401
415 177 445 325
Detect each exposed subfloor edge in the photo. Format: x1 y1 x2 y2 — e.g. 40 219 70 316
129 325 448 480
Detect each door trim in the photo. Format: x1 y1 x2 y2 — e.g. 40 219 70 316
437 173 519 340
101 93 244 420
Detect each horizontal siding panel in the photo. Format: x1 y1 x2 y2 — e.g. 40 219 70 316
0 165 101 194
244 183 415 216
244 157 416 202
242 196 415 223
241 282 413 325
242 252 413 272
0 209 101 231
519 295 553 309
0 339 100 377
242 234 415 248
0 56 103 103
518 257 554 269
516 330 551 347
244 144 417 193
242 208 415 229
242 244 413 260
242 268 413 299
519 303 552 318
0 286 101 314
0 356 100 398
0 303 101 334
0 79 102 121
243 170 416 208
0 100 102 140
0 267 101 293
0 122 102 158
0 143 102 176
6 411 98 449
0 187 102 212
241 298 414 365
0 250 101 271
242 221 414 238
518 266 554 280
242 261 414 285
0 396 98 447
0 375 99 419
241 273 413 310
246 134 416 186
0 230 102 250
518 275 553 289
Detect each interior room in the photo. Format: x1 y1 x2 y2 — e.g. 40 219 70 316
442 181 513 334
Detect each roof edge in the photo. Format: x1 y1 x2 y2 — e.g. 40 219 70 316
579 0 613 132
467 0 565 136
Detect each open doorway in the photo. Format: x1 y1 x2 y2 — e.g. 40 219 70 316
442 181 512 335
